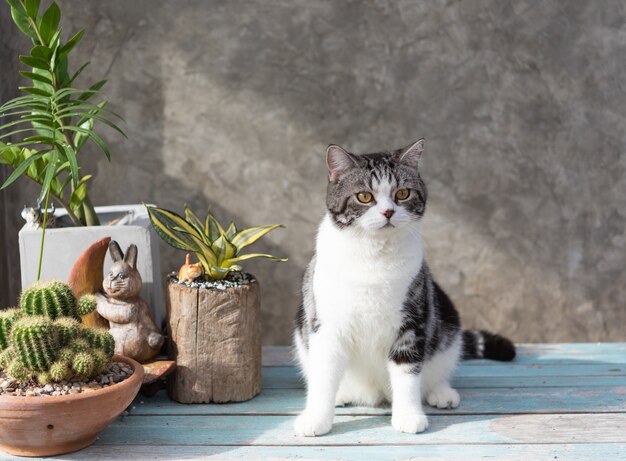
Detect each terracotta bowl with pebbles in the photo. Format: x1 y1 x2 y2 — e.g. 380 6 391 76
0 355 143 457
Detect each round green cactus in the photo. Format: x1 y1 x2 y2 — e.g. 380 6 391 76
53 317 81 345
37 371 52 385
57 347 74 365
7 358 31 381
82 327 115 359
0 346 16 369
19 280 79 320
92 349 110 374
11 316 59 372
72 351 95 378
76 294 98 316
0 308 22 350
70 337 91 354
49 361 71 382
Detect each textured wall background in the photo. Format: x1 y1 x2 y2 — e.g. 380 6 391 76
1 1 625 344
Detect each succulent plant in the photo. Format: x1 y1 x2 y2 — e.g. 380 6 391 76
147 205 286 280
0 308 21 349
20 280 80 320
0 280 115 385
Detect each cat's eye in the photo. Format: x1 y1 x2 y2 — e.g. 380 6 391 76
356 192 374 204
395 189 410 201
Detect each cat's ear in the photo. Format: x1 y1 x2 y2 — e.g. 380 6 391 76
124 244 138 269
109 240 124 262
398 138 425 167
326 145 357 181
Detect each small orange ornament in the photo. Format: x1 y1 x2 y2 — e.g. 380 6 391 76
178 254 203 283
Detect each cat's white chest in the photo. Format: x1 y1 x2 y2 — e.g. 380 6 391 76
313 215 424 351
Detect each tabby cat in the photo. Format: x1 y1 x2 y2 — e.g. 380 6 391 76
294 139 515 436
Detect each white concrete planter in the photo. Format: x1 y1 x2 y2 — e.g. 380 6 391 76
18 204 164 327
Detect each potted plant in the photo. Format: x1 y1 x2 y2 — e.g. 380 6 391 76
146 205 286 403
0 1 163 325
0 279 144 457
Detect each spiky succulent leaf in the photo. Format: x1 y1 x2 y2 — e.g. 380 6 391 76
49 360 71 382
7 358 31 381
72 351 95 377
0 346 16 369
53 316 80 345
230 224 284 252
19 280 78 320
81 327 115 359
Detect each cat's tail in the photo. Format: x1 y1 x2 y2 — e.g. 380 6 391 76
461 329 516 361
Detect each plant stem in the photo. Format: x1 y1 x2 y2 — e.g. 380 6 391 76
36 188 51 281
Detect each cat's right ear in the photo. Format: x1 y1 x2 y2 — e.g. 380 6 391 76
109 240 124 262
326 145 357 181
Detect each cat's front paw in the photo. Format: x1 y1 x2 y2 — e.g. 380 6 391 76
426 386 460 409
391 412 429 434
294 411 333 437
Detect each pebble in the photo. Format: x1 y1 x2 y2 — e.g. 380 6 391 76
171 271 254 290
0 362 134 397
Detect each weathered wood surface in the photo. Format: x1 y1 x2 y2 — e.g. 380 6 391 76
3 343 625 461
166 278 261 403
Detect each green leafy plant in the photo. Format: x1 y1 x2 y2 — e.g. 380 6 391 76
146 205 287 281
0 279 115 384
0 0 125 278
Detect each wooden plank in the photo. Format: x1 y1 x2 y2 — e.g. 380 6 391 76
41 443 626 461
95 413 626 445
263 343 626 367
262 366 626 389
130 386 626 416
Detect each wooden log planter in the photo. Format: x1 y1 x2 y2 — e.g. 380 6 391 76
165 276 262 403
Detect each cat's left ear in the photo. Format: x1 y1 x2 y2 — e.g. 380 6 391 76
398 138 425 168
124 244 138 269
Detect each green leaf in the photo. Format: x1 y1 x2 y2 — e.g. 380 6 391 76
68 61 90 84
59 29 84 57
204 211 225 243
72 117 93 150
19 86 52 97
77 80 107 101
19 55 49 70
61 125 111 161
224 253 287 265
19 70 52 85
184 207 207 239
145 206 202 252
69 177 88 210
30 45 52 60
212 234 237 264
9 3 37 40
24 0 40 19
40 2 61 45
37 150 58 205
0 151 45 189
226 222 237 239
231 224 284 251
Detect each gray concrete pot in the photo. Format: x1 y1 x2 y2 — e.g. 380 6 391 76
18 204 164 327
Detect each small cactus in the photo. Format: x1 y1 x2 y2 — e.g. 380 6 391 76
0 308 21 349
72 352 95 377
49 361 71 382
11 316 59 372
7 358 31 381
77 294 97 316
20 280 79 320
0 346 16 368
0 280 117 385
53 317 81 344
82 327 116 359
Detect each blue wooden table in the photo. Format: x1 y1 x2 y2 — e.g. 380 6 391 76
6 343 626 460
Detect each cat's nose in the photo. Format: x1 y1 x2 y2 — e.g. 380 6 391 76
382 209 394 219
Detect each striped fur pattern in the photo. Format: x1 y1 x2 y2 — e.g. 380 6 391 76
294 140 515 437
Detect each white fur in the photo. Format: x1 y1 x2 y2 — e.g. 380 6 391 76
294 171 464 436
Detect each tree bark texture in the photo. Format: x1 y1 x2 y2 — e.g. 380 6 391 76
165 276 261 403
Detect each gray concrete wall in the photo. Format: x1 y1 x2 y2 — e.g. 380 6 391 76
1 1 625 344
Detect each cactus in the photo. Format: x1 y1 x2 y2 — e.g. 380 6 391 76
54 317 81 344
19 280 79 320
11 316 59 372
72 352 95 378
0 346 16 368
49 361 71 382
77 294 97 316
0 308 21 349
7 358 31 381
82 327 116 359
0 280 117 385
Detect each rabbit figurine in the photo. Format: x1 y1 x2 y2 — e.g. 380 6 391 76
95 240 164 362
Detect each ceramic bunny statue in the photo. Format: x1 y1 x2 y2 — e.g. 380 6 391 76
95 240 164 362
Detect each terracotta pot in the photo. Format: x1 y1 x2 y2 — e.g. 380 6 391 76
0 355 144 457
